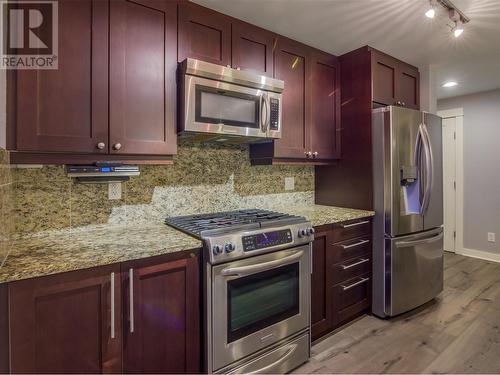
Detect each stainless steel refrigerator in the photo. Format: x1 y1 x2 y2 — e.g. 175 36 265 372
372 106 443 318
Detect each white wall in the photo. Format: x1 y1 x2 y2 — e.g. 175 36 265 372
438 89 500 256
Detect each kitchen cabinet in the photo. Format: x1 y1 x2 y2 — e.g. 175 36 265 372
178 1 231 66
109 0 178 156
315 46 419 210
8 0 177 163
122 254 200 373
372 48 420 109
231 20 275 76
9 264 122 373
311 218 373 341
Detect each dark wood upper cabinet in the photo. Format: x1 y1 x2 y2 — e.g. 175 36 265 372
231 20 275 76
14 0 109 154
178 1 231 66
272 36 310 159
371 48 420 109
310 50 341 160
122 253 200 374
109 0 177 155
9 265 122 374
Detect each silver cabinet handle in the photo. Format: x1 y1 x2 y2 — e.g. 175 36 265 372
251 344 298 374
221 250 303 277
312 151 318 158
341 239 370 250
97 142 105 150
340 220 370 229
129 268 134 333
113 143 122 150
341 277 370 291
110 272 115 339
304 151 312 158
341 257 369 270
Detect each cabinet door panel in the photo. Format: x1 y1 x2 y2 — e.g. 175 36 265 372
372 52 397 106
310 51 340 160
274 38 309 158
232 21 274 76
109 0 177 155
332 273 371 328
123 256 200 373
397 64 420 109
178 2 231 66
15 0 108 153
9 265 122 373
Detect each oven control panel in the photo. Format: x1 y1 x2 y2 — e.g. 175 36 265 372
242 229 292 252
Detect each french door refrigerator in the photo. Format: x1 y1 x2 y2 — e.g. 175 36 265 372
372 106 443 318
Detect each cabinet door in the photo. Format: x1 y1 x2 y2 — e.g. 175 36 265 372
311 227 333 340
397 64 420 109
9 265 122 373
123 255 200 373
371 50 397 106
274 37 309 158
310 51 340 160
178 1 231 66
232 21 274 76
15 0 108 154
109 0 177 155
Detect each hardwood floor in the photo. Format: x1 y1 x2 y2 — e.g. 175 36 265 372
296 252 500 373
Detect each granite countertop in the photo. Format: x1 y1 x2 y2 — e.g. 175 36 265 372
0 205 373 284
0 223 202 284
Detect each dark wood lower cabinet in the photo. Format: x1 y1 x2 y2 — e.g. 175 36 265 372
311 219 373 341
122 253 200 374
9 264 122 374
7 250 201 374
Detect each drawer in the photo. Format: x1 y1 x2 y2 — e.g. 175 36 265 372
332 255 372 285
331 235 371 264
332 273 371 327
332 219 372 243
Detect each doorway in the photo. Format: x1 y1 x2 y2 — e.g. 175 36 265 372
438 108 463 253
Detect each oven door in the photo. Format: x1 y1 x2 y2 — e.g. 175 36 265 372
183 75 281 139
210 245 310 371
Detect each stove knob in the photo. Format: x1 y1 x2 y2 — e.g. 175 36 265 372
225 242 236 253
298 228 307 238
307 227 315 236
212 244 223 255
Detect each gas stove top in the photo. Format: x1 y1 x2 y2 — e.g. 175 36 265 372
165 209 305 238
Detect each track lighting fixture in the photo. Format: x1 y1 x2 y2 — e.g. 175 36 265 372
424 0 469 38
452 20 464 38
425 0 436 19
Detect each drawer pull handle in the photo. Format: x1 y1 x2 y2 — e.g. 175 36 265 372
341 277 370 291
341 239 370 250
340 220 370 229
341 258 369 270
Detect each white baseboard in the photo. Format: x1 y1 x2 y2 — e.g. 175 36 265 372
456 247 500 263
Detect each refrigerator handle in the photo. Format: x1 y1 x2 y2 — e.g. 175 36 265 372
421 123 434 215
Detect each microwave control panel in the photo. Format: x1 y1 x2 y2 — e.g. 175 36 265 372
270 98 280 130
242 229 292 251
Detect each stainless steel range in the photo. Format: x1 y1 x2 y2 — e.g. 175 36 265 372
165 209 314 374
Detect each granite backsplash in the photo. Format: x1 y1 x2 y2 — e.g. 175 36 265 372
11 142 314 234
0 148 13 266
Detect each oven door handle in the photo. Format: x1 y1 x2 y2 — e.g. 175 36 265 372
248 343 298 374
221 250 304 277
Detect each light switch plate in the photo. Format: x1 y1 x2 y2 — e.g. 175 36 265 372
488 232 496 242
284 177 295 191
108 182 122 200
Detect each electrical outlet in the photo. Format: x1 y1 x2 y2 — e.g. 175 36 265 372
284 177 295 191
108 182 122 200
488 232 496 243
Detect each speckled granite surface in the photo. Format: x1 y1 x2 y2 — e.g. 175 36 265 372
0 204 373 283
0 148 13 268
0 223 202 283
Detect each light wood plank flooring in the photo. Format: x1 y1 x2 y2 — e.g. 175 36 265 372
295 252 500 373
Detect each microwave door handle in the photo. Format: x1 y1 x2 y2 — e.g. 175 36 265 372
221 250 304 277
260 93 268 133
265 94 271 132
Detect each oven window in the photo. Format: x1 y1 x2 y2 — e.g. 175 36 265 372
195 85 260 128
227 263 299 343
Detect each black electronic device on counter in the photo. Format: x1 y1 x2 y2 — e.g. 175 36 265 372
66 163 140 183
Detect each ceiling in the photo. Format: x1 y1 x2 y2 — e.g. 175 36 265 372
192 0 500 99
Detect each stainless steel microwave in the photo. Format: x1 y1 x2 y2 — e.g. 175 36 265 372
178 58 284 143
